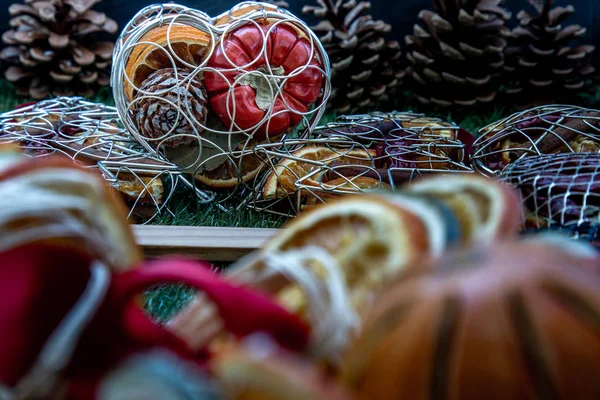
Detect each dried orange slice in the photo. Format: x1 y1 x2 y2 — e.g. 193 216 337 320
124 24 211 101
0 150 140 270
408 174 522 242
194 152 266 189
230 195 431 312
262 146 376 200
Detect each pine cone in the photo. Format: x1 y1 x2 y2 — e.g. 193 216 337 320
405 0 511 108
0 0 118 99
504 0 596 106
132 68 208 149
303 0 404 114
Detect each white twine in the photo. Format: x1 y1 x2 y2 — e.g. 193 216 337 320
8 263 111 399
0 167 124 268
256 246 359 364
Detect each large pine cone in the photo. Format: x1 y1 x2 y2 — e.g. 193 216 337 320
504 1 596 106
1 0 118 99
132 68 208 149
405 0 511 108
303 0 404 114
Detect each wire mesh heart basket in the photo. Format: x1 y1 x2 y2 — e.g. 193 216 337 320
472 105 600 175
0 97 183 223
499 152 600 242
111 2 331 202
248 112 475 216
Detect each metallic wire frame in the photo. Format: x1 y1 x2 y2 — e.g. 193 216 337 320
473 105 600 176
499 152 600 240
0 97 180 223
248 112 474 217
111 2 332 204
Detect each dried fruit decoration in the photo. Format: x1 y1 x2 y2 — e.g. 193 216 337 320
204 21 326 141
314 114 475 186
500 152 600 236
473 106 600 173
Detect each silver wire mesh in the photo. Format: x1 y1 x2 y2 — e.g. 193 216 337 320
248 112 475 216
500 152 600 240
0 97 181 223
111 2 331 199
473 105 600 175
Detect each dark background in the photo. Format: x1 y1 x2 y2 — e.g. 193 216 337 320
0 0 598 48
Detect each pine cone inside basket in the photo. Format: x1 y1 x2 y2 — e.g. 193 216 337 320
1 0 118 99
131 68 209 149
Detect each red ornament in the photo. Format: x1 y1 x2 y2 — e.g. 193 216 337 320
205 21 324 140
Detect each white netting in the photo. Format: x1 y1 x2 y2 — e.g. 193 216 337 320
111 2 330 197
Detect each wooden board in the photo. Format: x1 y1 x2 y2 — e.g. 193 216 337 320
132 225 280 261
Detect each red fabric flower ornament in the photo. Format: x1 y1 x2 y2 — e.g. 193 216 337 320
205 21 325 140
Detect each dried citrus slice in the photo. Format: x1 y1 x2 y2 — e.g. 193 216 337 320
0 150 140 270
124 24 211 101
262 146 376 200
408 174 522 242
224 192 460 362
194 152 266 189
231 195 431 311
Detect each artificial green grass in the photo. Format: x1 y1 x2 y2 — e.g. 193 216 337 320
143 283 197 323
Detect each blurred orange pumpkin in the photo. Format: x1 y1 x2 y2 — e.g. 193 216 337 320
341 234 600 399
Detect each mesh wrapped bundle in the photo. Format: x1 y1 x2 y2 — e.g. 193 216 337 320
251 112 475 215
0 97 178 222
111 2 330 193
500 152 600 241
472 105 600 174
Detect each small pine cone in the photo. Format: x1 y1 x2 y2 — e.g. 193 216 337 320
132 68 208 149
